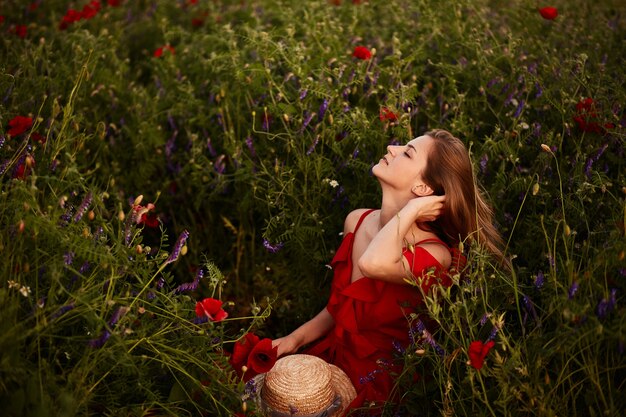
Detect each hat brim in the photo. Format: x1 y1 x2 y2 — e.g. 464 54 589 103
252 358 356 416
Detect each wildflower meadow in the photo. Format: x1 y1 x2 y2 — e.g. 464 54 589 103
1 0 624 416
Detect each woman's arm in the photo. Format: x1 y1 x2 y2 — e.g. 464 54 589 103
272 307 335 357
358 195 446 283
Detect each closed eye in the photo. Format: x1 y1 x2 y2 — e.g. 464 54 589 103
404 151 411 157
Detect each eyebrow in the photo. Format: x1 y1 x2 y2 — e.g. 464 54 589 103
407 144 416 152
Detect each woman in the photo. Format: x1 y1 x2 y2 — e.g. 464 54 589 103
272 129 506 412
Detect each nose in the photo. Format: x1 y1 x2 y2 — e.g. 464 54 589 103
386 145 397 155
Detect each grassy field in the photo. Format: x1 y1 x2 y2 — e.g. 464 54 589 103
1 0 624 415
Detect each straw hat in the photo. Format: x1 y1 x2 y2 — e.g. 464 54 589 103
253 354 357 416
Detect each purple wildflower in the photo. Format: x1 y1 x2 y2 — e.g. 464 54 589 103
306 136 319 156
157 277 165 289
79 261 91 274
174 268 203 293
513 99 525 118
205 133 217 157
535 82 543 98
50 302 75 320
568 281 579 299
522 295 539 323
166 230 189 264
359 368 382 385
534 271 545 289
72 192 93 222
0 159 10 175
480 313 491 326
214 155 226 174
392 339 405 354
318 99 329 122
532 122 542 137
64 251 75 265
299 111 315 133
192 316 208 325
479 154 488 176
263 239 284 253
245 136 256 158
88 330 111 348
487 325 499 342
108 306 128 327
167 114 177 131
299 89 308 101
0 135 5 149
486 78 499 89
596 298 610 319
244 378 258 396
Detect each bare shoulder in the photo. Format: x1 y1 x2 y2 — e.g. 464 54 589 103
418 242 452 269
343 208 374 235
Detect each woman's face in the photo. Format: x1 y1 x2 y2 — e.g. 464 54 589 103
372 135 434 192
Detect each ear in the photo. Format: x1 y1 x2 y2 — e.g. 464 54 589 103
412 183 434 197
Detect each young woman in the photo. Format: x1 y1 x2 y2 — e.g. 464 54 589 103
271 129 507 412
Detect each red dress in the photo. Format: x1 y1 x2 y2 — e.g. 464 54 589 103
306 209 454 412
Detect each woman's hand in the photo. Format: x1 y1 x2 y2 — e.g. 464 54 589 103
405 194 446 223
272 334 300 357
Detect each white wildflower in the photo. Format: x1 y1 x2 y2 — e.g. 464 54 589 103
19 286 31 297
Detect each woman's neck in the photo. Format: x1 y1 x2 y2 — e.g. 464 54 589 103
378 195 436 243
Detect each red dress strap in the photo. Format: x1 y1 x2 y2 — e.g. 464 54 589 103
415 237 449 247
353 209 376 234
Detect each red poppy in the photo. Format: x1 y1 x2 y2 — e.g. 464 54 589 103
154 45 176 58
379 107 398 122
0 16 5 25
13 24 27 38
538 7 558 20
247 338 278 374
81 1 101 19
468 340 495 370
352 45 372 60
107 0 122 5
31 132 46 144
141 212 159 228
29 2 39 11
574 97 604 134
195 298 229 322
230 333 261 371
7 116 33 137
59 9 82 30
191 17 204 27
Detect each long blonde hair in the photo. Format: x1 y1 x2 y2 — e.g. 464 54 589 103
421 129 509 269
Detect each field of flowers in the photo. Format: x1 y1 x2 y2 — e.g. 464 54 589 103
1 0 624 416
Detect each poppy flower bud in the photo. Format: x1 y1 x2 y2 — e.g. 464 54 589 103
136 245 143 254
532 183 540 195
564 224 571 236
540 144 552 153
415 348 425 356
88 210 95 221
18 219 25 234
133 195 144 206
118 210 125 221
